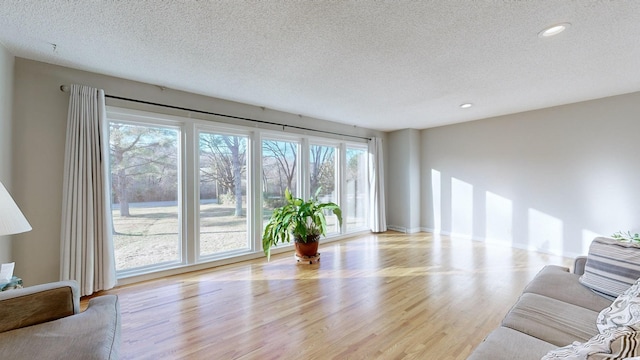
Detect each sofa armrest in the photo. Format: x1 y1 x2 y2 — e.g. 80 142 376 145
573 256 588 275
0 280 80 333
0 294 120 360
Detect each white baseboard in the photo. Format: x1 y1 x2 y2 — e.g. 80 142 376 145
386 225 423 234
387 225 405 232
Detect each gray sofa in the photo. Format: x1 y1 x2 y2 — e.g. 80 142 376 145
0 280 121 359
468 257 613 359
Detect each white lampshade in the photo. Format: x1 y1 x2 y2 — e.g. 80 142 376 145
0 181 32 236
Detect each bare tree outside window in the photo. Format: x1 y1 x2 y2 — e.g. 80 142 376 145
262 139 298 207
110 123 178 217
200 133 247 217
309 144 336 201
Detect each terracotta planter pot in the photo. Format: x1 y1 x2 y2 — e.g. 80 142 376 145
294 234 320 257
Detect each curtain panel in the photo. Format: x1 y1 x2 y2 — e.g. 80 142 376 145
368 137 387 233
60 84 116 296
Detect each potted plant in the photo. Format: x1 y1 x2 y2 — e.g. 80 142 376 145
262 188 342 261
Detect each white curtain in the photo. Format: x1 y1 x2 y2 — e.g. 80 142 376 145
60 84 116 296
368 137 387 233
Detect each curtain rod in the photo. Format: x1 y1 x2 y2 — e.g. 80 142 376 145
59 85 371 141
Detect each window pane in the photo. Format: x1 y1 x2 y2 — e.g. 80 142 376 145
199 132 249 256
109 122 180 271
346 147 368 231
262 139 298 223
310 144 338 234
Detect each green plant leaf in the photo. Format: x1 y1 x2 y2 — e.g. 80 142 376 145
612 230 640 243
317 213 327 234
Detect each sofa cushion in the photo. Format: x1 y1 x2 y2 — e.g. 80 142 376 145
579 237 640 299
542 323 640 360
597 276 640 333
502 293 600 347
523 265 612 312
467 326 557 360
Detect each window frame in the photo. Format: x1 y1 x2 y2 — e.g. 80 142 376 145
195 124 255 262
343 143 370 233
106 106 370 280
106 108 187 278
308 141 340 235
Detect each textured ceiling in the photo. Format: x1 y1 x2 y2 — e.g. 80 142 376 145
1 1 640 131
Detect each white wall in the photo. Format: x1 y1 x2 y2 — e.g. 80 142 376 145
387 128 421 232
0 44 15 263
10 58 385 286
421 92 640 257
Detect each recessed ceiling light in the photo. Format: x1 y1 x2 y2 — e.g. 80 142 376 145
460 103 473 109
538 23 571 38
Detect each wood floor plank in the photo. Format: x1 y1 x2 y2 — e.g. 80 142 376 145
83 232 572 359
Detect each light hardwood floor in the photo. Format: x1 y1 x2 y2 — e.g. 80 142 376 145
84 232 572 360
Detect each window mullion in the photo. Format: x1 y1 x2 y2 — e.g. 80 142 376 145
184 123 197 265
338 143 346 234
251 131 262 253
300 137 309 199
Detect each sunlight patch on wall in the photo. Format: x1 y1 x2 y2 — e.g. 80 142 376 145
431 169 441 232
451 177 473 239
528 208 563 254
485 191 513 245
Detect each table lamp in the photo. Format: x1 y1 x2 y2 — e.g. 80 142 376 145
0 181 32 236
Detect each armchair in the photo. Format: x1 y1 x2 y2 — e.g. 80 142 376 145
0 280 120 359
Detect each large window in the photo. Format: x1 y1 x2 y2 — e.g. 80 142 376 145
261 139 299 224
310 144 338 234
198 131 250 257
345 147 369 231
107 107 369 278
109 121 181 272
